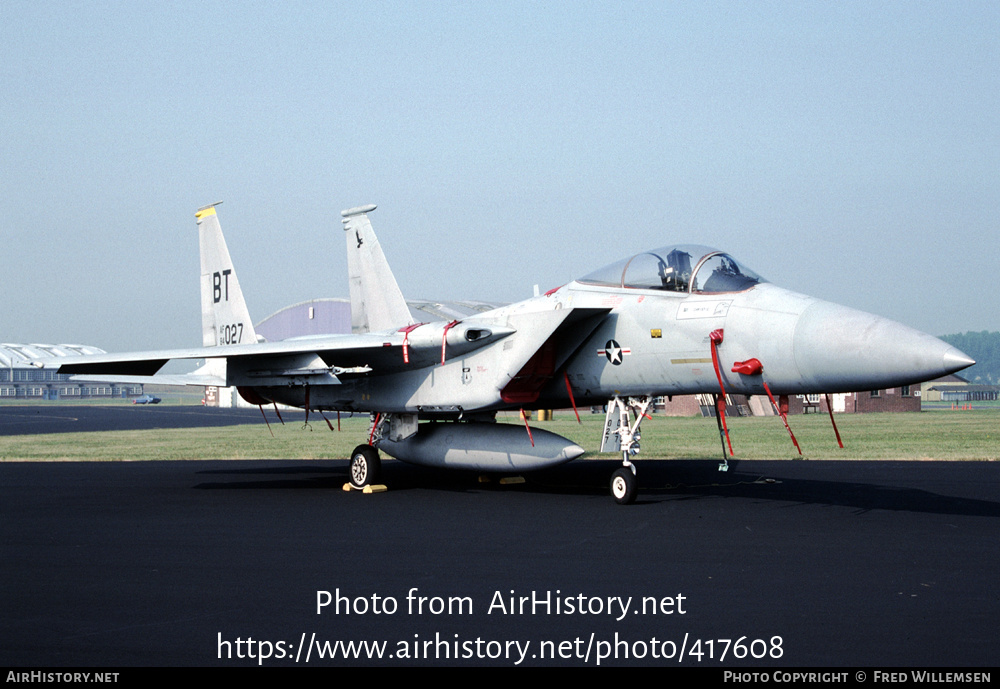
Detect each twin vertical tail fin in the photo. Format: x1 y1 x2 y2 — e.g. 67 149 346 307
196 203 259 347
194 202 407 345
341 204 413 334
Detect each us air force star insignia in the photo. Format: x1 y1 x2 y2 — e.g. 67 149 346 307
597 339 630 365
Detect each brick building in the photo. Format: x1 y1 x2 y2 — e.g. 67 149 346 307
844 385 921 413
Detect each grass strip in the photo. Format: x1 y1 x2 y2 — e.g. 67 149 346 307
2 410 995 462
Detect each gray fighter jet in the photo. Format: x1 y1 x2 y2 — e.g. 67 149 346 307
57 203 974 503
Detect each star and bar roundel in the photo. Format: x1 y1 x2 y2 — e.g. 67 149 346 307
597 339 631 365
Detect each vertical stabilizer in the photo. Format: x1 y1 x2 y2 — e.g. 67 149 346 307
341 204 413 333
196 203 259 347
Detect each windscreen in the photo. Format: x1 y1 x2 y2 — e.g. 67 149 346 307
579 245 765 294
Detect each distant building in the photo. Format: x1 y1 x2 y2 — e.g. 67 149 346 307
780 394 846 415
255 298 352 342
925 382 998 402
656 393 775 417
0 343 142 400
921 373 970 402
654 395 704 416
843 386 921 413
255 298 502 342
662 390 914 416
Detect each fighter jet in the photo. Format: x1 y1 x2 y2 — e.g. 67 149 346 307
56 203 974 503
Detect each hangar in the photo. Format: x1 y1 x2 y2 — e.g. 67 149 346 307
0 343 142 400
254 297 501 342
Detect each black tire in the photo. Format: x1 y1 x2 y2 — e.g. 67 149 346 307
349 444 381 488
610 466 637 505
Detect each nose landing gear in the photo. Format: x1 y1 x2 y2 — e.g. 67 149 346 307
602 396 652 505
610 464 637 505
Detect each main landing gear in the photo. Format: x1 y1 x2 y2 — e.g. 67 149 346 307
602 396 653 505
348 413 392 489
349 444 381 489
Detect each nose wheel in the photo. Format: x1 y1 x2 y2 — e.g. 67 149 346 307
610 465 637 504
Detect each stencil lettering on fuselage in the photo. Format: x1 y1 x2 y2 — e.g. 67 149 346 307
676 300 731 320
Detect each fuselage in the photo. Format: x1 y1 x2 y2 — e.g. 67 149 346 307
251 274 971 415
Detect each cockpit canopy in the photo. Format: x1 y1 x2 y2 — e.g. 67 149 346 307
578 245 766 294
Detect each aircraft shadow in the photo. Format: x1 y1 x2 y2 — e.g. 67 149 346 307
538 459 1000 517
191 459 1000 518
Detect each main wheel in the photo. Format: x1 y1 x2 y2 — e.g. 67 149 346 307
610 466 637 505
349 444 381 488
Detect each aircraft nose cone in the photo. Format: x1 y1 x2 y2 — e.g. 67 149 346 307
943 347 976 374
792 301 975 392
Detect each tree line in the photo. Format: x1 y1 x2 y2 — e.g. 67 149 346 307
939 331 1000 385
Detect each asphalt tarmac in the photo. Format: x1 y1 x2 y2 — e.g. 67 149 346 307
1 408 997 667
0 404 306 435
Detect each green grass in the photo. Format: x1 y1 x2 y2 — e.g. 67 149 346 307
0 416 370 462
500 410 999 461
1 409 996 462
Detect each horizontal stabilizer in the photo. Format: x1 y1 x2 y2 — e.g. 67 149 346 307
59 359 169 376
68 373 228 387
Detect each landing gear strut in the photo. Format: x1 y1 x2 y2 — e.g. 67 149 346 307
602 396 652 505
349 444 381 488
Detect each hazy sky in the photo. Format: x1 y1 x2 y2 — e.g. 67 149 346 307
3 1 997 352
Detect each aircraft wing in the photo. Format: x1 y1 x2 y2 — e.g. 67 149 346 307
55 325 516 386
57 335 387 375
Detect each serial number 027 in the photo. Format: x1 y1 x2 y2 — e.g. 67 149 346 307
219 323 244 345
687 636 782 662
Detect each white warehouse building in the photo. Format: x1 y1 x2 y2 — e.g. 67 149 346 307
0 343 143 400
